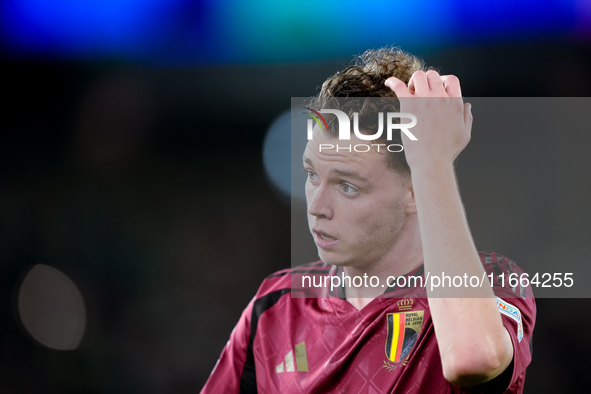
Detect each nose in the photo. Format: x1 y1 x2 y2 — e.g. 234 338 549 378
307 183 333 220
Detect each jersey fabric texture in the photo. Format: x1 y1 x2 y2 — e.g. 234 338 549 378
202 251 536 394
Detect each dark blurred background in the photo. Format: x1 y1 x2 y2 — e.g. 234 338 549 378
1 1 591 392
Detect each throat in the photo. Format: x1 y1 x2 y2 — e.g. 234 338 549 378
346 296 375 311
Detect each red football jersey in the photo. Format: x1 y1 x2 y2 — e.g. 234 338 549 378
202 251 536 393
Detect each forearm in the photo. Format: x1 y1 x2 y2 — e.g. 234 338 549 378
412 163 513 386
412 163 485 296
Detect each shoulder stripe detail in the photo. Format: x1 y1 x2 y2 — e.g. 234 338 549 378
480 251 527 299
267 268 331 278
239 288 291 393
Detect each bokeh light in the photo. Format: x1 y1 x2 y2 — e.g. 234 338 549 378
1 0 587 64
263 108 309 203
16 264 86 350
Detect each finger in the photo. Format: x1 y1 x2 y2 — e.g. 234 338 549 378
385 77 413 98
440 75 462 97
464 102 473 135
408 71 429 94
425 70 445 92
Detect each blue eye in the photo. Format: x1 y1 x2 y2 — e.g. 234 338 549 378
307 171 317 181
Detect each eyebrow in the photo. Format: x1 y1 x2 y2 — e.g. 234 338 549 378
303 157 369 183
330 169 369 183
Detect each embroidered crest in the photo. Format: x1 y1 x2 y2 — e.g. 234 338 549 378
385 310 424 363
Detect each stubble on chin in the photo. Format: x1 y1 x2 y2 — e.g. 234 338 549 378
316 249 350 267
325 207 405 270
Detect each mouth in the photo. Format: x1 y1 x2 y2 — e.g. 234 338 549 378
315 230 337 241
313 229 339 248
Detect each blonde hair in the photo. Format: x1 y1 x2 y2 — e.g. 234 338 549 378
311 47 428 176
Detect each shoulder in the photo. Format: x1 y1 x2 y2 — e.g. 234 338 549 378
478 250 524 273
478 250 535 300
252 260 332 300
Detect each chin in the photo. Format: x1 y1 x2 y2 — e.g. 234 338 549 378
317 250 351 267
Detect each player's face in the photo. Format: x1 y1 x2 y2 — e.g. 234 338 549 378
303 130 414 269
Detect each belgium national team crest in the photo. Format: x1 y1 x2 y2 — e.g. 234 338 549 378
385 311 424 363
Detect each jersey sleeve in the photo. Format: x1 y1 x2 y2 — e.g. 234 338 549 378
200 266 297 394
200 296 254 394
481 251 537 393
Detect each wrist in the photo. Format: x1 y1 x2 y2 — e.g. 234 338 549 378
409 161 455 180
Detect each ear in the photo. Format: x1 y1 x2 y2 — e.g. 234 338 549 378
405 180 417 214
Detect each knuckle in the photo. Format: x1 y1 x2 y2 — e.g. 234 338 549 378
446 75 459 84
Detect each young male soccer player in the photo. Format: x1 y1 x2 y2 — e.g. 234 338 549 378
201 47 536 393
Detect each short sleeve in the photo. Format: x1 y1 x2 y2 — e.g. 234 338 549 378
200 296 254 394
496 295 536 391
481 251 537 393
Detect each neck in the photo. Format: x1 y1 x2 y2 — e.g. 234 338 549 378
344 215 423 309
